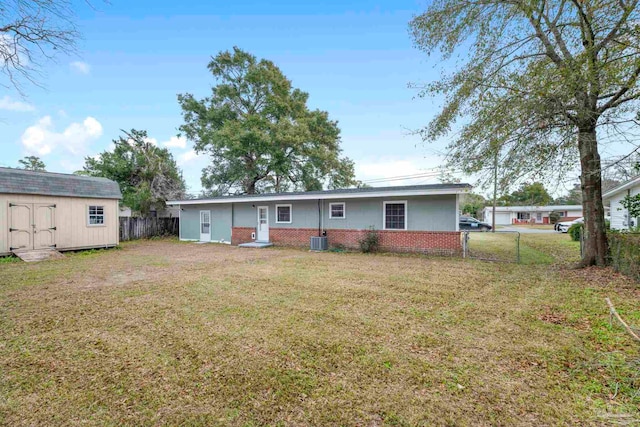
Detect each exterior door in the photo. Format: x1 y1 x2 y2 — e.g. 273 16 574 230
257 206 269 242
9 203 32 251
33 204 56 249
200 210 211 242
9 202 56 251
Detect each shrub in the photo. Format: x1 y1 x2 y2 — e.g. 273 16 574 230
568 222 583 241
549 211 561 224
608 232 640 282
359 227 380 253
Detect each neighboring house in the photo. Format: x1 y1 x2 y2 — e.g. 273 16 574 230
0 167 122 255
482 205 583 226
119 205 180 218
603 175 640 230
168 184 471 254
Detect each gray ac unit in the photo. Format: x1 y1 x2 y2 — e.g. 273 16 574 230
310 236 328 251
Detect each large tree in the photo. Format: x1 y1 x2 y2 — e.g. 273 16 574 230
82 129 186 216
17 155 46 171
178 47 357 195
410 0 640 266
502 182 553 206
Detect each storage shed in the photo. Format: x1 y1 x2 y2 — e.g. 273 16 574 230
0 167 122 255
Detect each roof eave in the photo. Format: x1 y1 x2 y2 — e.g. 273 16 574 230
168 186 471 205
602 176 640 199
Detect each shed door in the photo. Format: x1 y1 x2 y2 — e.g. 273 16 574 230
33 204 56 249
9 203 32 251
8 203 56 251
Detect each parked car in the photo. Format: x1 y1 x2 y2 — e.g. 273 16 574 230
459 216 492 231
556 217 583 233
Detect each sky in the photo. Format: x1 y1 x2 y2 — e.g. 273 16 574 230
0 0 634 196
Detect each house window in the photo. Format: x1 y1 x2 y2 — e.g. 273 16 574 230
558 211 566 217
384 201 407 230
329 202 345 219
88 205 105 225
517 212 530 220
536 213 542 221
276 204 292 223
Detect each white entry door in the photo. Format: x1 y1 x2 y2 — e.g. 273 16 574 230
257 206 269 242
200 210 211 242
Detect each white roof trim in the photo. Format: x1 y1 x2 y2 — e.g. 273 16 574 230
602 175 640 199
483 205 583 212
168 187 469 205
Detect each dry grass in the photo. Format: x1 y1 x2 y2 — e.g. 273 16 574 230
1 239 639 426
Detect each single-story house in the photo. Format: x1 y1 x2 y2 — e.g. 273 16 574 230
168 183 471 255
482 205 583 226
603 175 640 230
0 167 122 255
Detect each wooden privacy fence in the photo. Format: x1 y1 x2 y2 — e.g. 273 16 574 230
119 217 179 241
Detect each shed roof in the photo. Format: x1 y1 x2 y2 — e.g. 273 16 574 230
168 183 471 205
0 167 122 199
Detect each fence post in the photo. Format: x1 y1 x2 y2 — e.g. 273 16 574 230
515 232 520 264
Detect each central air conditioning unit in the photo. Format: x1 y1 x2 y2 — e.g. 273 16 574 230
310 236 328 251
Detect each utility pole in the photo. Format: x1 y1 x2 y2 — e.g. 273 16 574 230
492 147 498 233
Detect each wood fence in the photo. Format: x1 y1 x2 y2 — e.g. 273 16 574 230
119 217 179 241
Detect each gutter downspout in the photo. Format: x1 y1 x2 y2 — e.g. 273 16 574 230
318 199 322 236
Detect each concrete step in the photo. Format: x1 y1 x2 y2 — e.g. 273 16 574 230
13 249 65 262
238 241 273 248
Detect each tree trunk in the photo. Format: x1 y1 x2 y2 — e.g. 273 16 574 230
578 126 608 266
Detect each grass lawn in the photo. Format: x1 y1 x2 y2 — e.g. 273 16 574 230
1 239 639 426
466 232 581 264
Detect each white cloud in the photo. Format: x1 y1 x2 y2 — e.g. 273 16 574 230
0 96 35 112
144 137 157 146
70 61 91 75
162 136 187 149
21 116 103 156
177 149 206 166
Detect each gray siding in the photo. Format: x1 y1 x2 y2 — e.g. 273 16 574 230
180 204 232 242
323 195 456 231
234 195 456 231
179 194 458 240
233 200 321 229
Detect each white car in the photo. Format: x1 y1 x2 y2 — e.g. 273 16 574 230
556 217 583 233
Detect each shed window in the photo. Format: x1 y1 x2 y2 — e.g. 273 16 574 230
330 202 345 219
88 205 105 225
384 201 407 230
276 204 292 223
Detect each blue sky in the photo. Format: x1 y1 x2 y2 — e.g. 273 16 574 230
1 0 454 194
1 0 632 195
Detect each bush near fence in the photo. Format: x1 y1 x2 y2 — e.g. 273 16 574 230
119 217 179 241
608 232 640 282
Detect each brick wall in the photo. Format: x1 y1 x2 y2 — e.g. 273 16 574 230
231 226 461 255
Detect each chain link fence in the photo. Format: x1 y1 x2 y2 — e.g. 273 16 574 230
462 231 521 263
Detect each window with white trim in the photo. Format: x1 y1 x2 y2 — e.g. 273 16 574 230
329 202 345 219
88 205 105 225
517 212 530 220
384 201 407 230
276 204 292 223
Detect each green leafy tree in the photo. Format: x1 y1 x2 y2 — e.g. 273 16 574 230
82 129 186 216
178 47 357 195
503 182 553 206
460 192 485 218
620 194 640 229
410 0 640 266
555 184 582 205
18 155 46 171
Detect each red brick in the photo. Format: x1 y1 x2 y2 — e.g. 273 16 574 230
232 227 461 256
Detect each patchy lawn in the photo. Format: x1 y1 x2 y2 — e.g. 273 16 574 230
1 239 639 426
466 231 581 264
